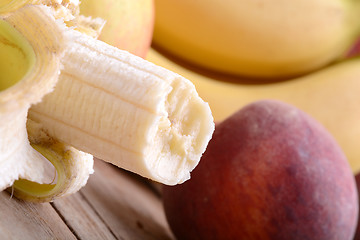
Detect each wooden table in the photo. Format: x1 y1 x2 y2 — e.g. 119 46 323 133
0 159 174 240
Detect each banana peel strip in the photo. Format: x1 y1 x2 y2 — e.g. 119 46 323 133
0 0 79 21
0 5 63 110
0 0 105 38
0 5 94 202
12 142 93 202
0 0 34 14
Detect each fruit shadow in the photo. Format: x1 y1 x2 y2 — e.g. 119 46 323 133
151 43 338 85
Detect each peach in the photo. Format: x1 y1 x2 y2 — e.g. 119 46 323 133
162 100 358 240
347 37 360 58
79 0 154 58
352 172 360 240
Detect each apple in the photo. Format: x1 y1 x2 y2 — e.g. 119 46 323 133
162 100 358 240
79 0 154 58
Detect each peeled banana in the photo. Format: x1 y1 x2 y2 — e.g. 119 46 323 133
0 2 214 202
29 28 214 185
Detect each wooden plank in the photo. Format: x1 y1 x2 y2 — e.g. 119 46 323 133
52 191 116 240
0 159 174 239
80 159 175 240
0 191 76 240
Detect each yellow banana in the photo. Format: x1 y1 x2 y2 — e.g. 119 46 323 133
153 0 360 79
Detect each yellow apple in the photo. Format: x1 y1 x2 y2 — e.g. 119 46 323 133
80 0 154 58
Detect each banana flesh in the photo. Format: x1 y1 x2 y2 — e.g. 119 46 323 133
29 29 215 185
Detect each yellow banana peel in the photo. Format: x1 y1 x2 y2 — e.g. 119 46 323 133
153 0 360 79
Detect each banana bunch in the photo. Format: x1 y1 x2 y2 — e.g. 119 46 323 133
0 2 214 202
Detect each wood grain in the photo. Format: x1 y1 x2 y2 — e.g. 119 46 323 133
52 191 116 240
0 192 76 240
0 159 174 240
79 159 174 240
